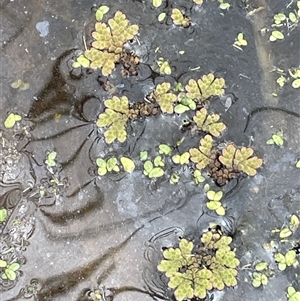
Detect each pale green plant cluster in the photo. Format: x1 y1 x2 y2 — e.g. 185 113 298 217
73 10 139 76
96 156 135 176
157 228 239 301
97 96 130 144
0 260 20 281
251 261 275 288
189 135 262 176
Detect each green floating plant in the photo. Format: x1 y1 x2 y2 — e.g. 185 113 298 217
251 262 274 288
120 156 135 173
140 150 148 161
189 135 214 170
193 170 205 184
269 30 284 41
171 8 190 28
233 33 247 51
0 261 20 281
96 96 129 144
289 68 300 89
296 160 300 168
95 5 110 21
172 152 190 165
219 0 230 10
170 173 180 184
152 0 162 8
193 108 226 137
185 73 225 103
266 130 284 146
151 82 177 114
11 79 30 91
157 57 172 75
206 190 225 216
96 157 120 176
4 113 22 129
45 151 57 167
73 11 139 76
143 157 164 178
219 144 263 176
159 144 172 156
157 226 240 301
274 250 299 271
287 286 300 301
0 208 7 223
174 97 196 114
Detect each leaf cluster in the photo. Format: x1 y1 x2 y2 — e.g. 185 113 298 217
206 190 225 215
73 10 139 76
96 156 135 175
157 229 239 301
193 108 226 137
97 96 130 144
251 262 274 288
189 135 215 170
171 8 190 28
4 113 22 129
219 144 263 176
0 260 20 281
151 82 177 114
185 73 225 102
274 250 299 271
144 156 165 178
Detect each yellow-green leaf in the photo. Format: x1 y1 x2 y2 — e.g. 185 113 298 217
152 0 162 8
296 160 300 168
158 12 166 22
45 151 57 167
120 156 135 173
0 208 7 222
148 167 164 178
216 206 226 216
279 227 292 238
4 113 22 129
292 79 300 88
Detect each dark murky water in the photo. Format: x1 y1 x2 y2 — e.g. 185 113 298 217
1 0 300 300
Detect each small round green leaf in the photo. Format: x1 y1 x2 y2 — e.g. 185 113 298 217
9 263 20 272
255 261 268 271
120 157 135 173
159 144 172 155
4 113 22 129
289 12 297 23
292 79 300 89
271 30 284 40
206 200 221 210
45 151 57 167
152 0 162 8
5 269 16 281
279 227 292 238
174 104 189 114
158 12 166 22
140 150 148 161
0 260 7 268
144 161 153 174
148 167 164 178
216 206 226 216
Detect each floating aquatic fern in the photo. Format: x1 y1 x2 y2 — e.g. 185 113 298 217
73 10 139 76
157 227 240 301
218 145 263 176
96 96 130 144
185 73 225 102
193 108 226 137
